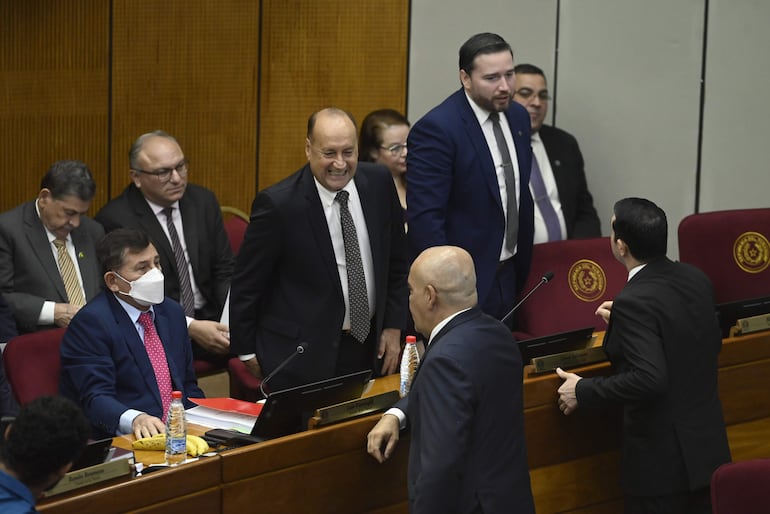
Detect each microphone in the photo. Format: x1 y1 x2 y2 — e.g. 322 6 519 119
500 271 555 326
259 342 308 399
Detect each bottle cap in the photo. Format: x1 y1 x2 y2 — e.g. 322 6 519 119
171 391 182 399
406 335 417 344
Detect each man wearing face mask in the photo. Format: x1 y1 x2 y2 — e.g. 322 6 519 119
59 229 204 440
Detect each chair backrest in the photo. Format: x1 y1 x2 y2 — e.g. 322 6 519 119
515 238 627 338
678 208 770 303
711 459 770 514
221 206 250 256
3 327 66 405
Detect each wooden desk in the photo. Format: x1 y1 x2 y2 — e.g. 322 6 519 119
39 330 770 514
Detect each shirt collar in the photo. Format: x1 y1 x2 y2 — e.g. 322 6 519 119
627 263 647 282
464 90 495 127
428 307 473 346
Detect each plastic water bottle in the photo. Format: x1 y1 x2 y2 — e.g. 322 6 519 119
399 335 420 397
165 390 187 466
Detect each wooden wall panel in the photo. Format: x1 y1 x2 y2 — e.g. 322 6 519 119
111 0 259 213
0 0 109 213
258 0 409 189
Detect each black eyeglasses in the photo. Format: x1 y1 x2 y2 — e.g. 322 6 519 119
380 143 407 156
514 89 551 101
132 159 189 183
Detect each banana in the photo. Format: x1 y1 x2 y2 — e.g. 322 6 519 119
131 434 210 457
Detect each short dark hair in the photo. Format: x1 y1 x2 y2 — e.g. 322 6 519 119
306 108 358 139
96 228 152 275
612 197 668 262
39 160 96 201
514 63 546 78
459 32 512 74
359 109 410 162
0 395 89 488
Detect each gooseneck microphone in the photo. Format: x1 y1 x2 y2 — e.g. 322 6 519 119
259 342 308 399
500 271 555 326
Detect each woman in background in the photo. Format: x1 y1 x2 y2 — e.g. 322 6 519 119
359 109 410 218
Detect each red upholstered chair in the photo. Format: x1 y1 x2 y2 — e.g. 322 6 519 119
3 327 67 405
514 238 628 339
221 205 250 256
711 459 770 514
227 357 264 402
678 208 770 304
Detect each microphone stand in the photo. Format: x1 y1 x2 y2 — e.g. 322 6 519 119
259 343 307 398
501 272 555 326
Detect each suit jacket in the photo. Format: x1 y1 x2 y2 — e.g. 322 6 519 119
59 291 204 439
407 89 535 310
229 163 408 389
395 308 534 514
96 183 233 321
576 257 731 496
0 201 103 333
538 124 601 239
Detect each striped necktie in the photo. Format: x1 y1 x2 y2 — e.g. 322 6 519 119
53 239 85 306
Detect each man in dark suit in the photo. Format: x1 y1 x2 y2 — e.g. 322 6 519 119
96 131 233 361
367 246 534 514
407 32 534 322
557 198 731 514
230 107 408 391
60 229 204 439
0 294 19 417
0 160 103 333
513 63 601 243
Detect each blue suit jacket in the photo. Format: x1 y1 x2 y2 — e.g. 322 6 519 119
395 308 534 514
407 89 535 310
60 291 204 438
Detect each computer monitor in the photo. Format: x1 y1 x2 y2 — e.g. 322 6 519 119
250 369 372 441
716 295 770 338
517 327 595 362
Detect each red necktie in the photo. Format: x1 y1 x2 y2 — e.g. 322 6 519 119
138 311 173 421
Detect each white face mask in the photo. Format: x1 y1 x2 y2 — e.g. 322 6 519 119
114 267 165 306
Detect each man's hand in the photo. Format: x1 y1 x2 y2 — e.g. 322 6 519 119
132 413 166 439
188 320 230 354
53 303 80 327
595 301 613 325
556 367 582 415
366 414 400 463
377 328 402 375
242 356 263 380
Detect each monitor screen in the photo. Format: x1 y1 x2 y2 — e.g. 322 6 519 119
250 369 372 441
517 326 595 362
716 295 770 338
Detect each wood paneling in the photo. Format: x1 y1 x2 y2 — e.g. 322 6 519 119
111 0 259 213
258 0 410 189
0 0 109 213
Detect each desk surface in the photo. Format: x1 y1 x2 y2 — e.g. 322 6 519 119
39 330 770 514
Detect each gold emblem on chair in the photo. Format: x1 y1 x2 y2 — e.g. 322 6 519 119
568 259 606 302
733 231 770 274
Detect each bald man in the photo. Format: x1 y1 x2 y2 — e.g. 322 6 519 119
367 246 534 514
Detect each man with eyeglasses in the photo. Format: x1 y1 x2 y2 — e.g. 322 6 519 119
513 63 601 243
96 131 234 363
230 107 407 391
407 33 534 324
0 160 104 333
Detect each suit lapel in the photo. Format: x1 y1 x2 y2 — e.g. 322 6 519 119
455 91 505 214
504 106 532 202
22 202 68 300
70 225 100 300
107 293 163 412
153 303 186 391
354 168 382 291
300 167 343 297
127 186 177 275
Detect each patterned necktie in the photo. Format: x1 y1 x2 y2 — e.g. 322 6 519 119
530 151 563 241
137 311 173 421
489 112 519 252
162 207 195 317
335 190 370 343
53 239 85 307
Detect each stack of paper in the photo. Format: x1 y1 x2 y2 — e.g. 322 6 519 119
186 398 264 433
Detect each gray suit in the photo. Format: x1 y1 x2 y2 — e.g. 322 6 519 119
0 200 103 333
